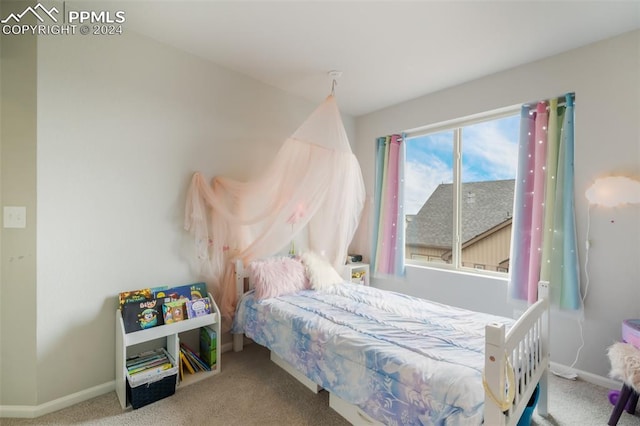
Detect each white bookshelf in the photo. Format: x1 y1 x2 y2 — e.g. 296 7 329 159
115 293 221 408
342 263 369 286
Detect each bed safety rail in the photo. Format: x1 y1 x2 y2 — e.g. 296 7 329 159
484 280 549 426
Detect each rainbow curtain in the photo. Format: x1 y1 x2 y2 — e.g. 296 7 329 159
372 134 405 276
509 93 581 311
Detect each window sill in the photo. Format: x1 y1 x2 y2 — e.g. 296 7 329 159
404 260 509 283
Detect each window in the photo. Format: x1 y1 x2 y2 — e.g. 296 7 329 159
404 110 519 275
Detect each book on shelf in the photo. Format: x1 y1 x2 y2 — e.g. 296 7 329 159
154 282 207 301
180 343 210 372
185 297 212 319
128 357 172 375
179 351 196 375
129 362 174 382
118 286 170 309
200 327 217 368
126 348 166 365
121 297 171 333
125 348 175 383
118 289 152 310
127 352 166 370
117 283 212 333
126 348 163 364
162 299 186 324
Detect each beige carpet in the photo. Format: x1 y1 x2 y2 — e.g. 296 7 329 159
3 343 639 425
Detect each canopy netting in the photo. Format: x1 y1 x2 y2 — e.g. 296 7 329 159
184 95 366 326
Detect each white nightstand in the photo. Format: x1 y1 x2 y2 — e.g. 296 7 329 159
342 263 369 286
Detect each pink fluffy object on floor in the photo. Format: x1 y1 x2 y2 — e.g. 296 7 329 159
608 342 640 391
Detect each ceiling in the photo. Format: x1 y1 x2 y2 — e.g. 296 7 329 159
125 1 640 116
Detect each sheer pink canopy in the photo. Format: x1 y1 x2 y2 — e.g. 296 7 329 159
184 95 366 326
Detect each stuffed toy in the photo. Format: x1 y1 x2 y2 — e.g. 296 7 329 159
608 342 640 392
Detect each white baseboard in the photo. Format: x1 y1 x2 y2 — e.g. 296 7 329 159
549 361 621 390
1 341 235 419
0 381 114 419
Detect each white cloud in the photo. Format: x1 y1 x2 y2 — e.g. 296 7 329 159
404 157 451 215
463 121 518 181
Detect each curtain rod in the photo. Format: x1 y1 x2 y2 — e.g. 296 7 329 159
523 92 575 109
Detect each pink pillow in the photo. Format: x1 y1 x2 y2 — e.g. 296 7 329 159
249 257 308 300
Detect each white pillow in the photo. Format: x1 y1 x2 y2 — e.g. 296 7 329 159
300 251 343 291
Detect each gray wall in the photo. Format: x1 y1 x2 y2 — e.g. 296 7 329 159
356 30 640 378
0 1 38 406
0 12 636 416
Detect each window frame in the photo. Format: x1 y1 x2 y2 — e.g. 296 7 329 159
403 104 520 278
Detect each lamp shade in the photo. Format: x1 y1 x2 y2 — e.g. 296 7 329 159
585 176 640 207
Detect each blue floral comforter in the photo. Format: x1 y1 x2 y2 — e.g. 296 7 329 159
231 284 514 425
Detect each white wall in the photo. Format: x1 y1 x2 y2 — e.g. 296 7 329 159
20 29 354 406
356 30 640 378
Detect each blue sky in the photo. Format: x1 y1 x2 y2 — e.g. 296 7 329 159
404 114 519 215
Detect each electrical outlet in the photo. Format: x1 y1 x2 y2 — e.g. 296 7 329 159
3 206 26 228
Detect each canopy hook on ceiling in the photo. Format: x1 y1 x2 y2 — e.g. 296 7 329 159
328 70 343 96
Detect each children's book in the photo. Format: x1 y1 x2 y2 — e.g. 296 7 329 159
128 358 172 375
162 300 186 324
128 362 173 383
185 297 212 319
155 282 207 301
150 285 169 296
180 351 195 374
127 352 165 370
118 289 152 310
126 349 177 388
122 298 169 333
126 348 165 366
180 343 210 372
200 327 217 368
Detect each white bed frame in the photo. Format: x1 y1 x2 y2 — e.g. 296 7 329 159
232 260 549 425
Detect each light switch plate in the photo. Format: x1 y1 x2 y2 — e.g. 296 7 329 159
3 206 26 228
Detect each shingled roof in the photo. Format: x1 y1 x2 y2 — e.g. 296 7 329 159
406 179 515 248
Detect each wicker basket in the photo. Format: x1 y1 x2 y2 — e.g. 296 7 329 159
127 372 176 409
126 350 178 409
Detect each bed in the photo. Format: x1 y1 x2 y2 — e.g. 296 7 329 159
231 257 549 425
